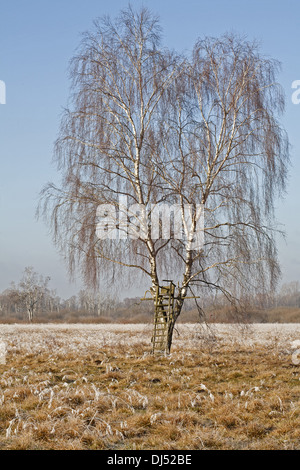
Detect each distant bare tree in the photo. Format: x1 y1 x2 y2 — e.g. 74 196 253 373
18 267 50 322
0 287 22 317
39 7 290 351
278 281 300 307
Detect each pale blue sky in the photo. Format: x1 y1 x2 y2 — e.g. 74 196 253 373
0 0 300 298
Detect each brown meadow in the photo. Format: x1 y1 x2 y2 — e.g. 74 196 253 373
0 323 299 450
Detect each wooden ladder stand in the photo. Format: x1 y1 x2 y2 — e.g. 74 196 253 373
152 280 175 353
141 280 200 354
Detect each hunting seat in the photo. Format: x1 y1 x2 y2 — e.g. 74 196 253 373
152 280 175 353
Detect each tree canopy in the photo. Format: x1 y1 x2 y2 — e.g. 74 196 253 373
39 6 290 327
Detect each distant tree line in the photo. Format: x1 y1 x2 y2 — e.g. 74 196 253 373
0 267 300 323
0 267 118 322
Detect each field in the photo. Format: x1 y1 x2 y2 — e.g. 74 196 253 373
0 323 300 450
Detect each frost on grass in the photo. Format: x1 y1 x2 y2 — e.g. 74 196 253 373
0 323 299 450
1 323 300 357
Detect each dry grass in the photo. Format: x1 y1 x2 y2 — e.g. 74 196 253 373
0 323 299 450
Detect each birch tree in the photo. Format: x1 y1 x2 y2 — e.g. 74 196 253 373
39 7 290 351
19 267 50 322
